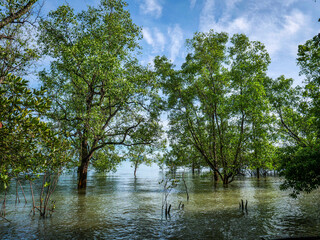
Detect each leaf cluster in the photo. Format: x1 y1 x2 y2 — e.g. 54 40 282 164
0 74 71 189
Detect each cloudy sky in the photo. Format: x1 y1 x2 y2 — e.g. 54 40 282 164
41 0 320 86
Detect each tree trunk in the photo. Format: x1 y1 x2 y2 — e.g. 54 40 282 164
78 158 89 189
134 161 138 178
213 170 219 181
192 160 195 175
263 170 267 177
78 138 90 189
213 159 219 181
222 175 229 185
257 167 260 179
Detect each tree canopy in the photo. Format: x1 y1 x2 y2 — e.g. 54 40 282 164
277 31 320 197
155 31 274 184
38 0 163 189
0 0 40 82
0 74 71 189
0 0 71 191
0 0 319 198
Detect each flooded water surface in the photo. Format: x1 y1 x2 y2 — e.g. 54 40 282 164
1 163 320 239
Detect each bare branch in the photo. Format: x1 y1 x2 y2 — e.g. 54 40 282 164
0 34 14 40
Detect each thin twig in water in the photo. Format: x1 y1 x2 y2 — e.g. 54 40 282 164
15 180 20 205
182 173 189 201
1 189 7 217
29 181 35 215
18 180 27 204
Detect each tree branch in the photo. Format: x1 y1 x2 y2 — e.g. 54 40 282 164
278 107 306 146
0 0 38 30
0 34 14 40
88 119 143 155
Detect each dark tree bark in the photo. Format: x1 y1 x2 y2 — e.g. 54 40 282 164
0 0 37 30
222 175 229 185
78 158 89 189
134 161 138 178
78 138 90 189
192 160 195 175
213 170 219 181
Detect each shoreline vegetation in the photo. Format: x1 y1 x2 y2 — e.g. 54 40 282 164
0 0 320 239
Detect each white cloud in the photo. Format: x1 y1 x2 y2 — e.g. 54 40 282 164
200 0 245 33
250 10 310 57
190 0 197 9
200 0 243 32
141 25 183 66
142 28 153 45
199 1 312 59
154 28 166 52
225 17 250 33
198 0 316 85
142 27 166 52
199 0 215 32
168 24 184 62
282 0 299 7
140 0 162 18
225 0 242 11
283 10 304 35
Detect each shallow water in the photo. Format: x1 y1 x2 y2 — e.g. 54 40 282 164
1 163 320 239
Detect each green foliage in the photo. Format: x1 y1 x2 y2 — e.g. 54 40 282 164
267 76 316 146
38 0 163 186
0 0 40 79
0 74 71 189
0 1 37 22
163 143 205 171
279 145 320 197
126 141 166 176
156 31 273 183
92 146 123 173
297 33 320 133
127 145 150 166
277 31 320 196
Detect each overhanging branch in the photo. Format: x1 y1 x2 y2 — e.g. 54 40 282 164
0 0 38 30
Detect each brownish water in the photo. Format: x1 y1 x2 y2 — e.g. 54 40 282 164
1 163 320 239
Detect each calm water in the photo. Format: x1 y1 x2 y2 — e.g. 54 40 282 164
1 162 320 240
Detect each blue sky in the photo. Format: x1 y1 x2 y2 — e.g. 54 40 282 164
40 0 320 86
